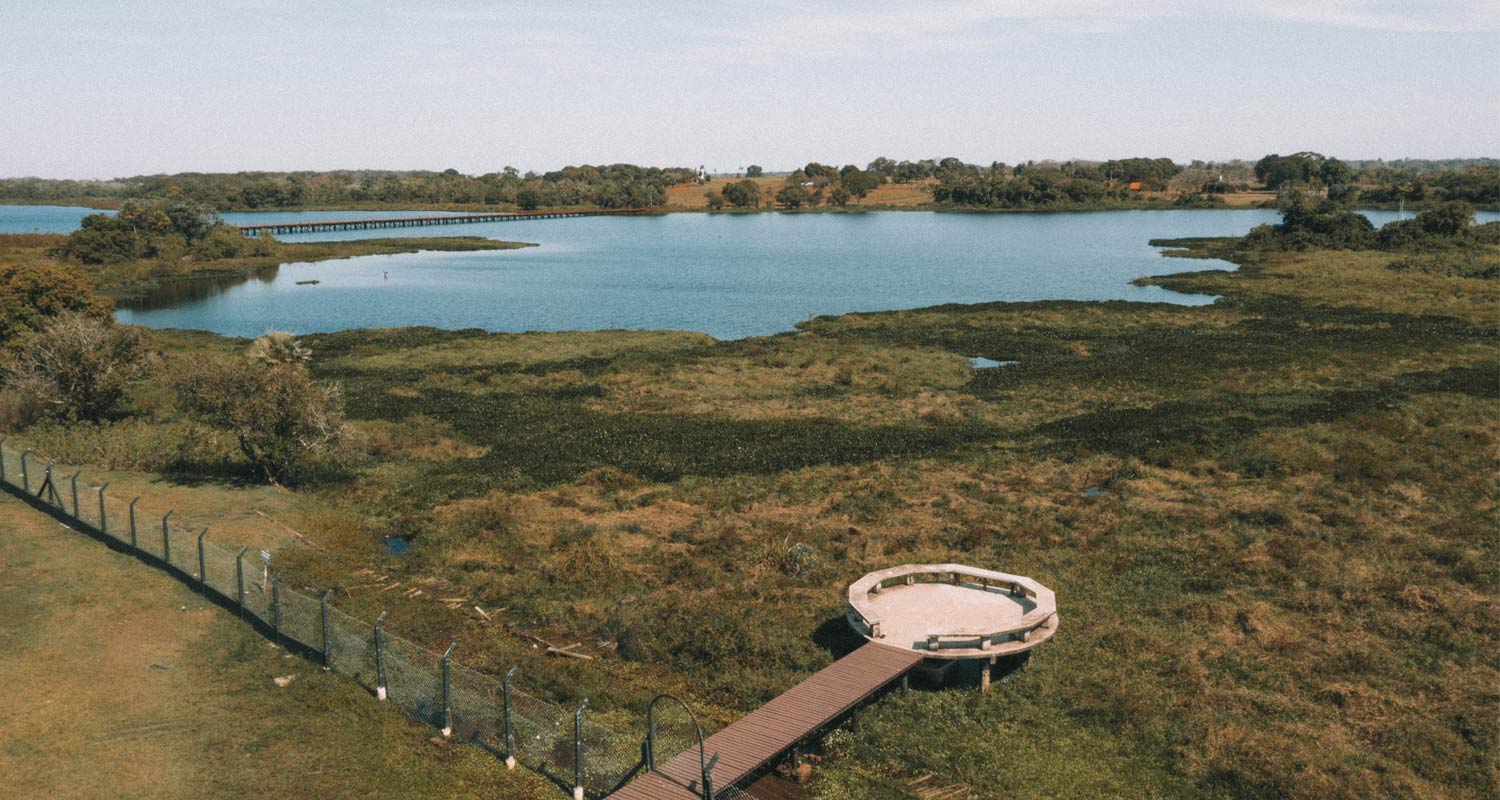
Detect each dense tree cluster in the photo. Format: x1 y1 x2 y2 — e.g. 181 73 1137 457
0 164 699 212
760 163 890 209
59 200 263 264
1244 196 1487 251
933 172 1125 207
862 156 976 183
1254 152 1354 190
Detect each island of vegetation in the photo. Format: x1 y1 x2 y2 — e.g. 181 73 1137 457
2 200 532 303
0 190 1494 799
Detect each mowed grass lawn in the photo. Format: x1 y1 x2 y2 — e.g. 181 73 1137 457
0 493 550 800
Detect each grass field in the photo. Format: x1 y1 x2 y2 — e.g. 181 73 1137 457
0 492 553 800
1 229 1495 798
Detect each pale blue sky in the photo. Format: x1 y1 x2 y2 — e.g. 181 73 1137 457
2 1 1496 178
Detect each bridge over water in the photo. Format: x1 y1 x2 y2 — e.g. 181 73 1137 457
235 207 653 237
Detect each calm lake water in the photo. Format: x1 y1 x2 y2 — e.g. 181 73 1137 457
4 204 1491 340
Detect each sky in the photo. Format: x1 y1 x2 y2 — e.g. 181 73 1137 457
2 0 1497 179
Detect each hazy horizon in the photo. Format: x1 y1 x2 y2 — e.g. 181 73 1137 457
4 1 1497 180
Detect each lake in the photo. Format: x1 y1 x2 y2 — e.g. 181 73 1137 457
5 205 1490 340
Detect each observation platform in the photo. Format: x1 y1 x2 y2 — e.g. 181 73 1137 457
846 564 1057 663
608 564 1056 799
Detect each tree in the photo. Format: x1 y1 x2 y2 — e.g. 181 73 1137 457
1318 158 1354 190
515 187 541 210
802 162 838 180
745 165 763 178
173 333 349 485
1415 201 1474 237
1254 152 1326 190
2 313 151 422
829 185 852 207
776 184 810 208
0 261 113 348
866 157 897 177
721 180 761 208
842 170 883 202
704 190 725 210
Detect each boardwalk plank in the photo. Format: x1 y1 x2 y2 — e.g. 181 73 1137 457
610 642 921 799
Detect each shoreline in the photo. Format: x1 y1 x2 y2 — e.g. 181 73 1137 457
6 197 1495 215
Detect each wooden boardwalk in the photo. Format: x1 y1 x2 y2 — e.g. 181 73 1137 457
235 207 651 236
610 642 923 799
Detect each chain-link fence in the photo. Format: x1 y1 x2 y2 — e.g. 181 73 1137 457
0 439 744 799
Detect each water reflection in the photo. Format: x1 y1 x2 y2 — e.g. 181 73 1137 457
116 264 281 311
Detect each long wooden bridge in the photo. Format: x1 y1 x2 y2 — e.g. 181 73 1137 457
235 207 652 237
609 642 924 800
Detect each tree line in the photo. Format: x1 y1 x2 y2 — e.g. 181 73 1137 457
0 164 698 212
3 156 1495 213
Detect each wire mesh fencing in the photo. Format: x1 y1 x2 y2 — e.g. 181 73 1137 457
0 439 706 799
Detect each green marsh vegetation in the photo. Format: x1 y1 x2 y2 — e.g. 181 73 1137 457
0 202 1495 799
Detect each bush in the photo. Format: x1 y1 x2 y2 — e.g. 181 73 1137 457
0 261 113 347
1374 218 1429 250
1415 200 1474 237
1 314 151 422
172 334 350 485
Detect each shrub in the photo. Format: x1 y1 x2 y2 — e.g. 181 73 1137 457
1 313 151 422
1415 200 1475 237
172 333 350 485
0 261 113 347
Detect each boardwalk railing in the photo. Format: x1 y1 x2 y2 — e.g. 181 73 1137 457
237 208 653 237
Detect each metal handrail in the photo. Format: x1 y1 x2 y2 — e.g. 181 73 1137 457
645 693 714 800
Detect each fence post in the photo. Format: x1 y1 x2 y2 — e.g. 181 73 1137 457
320 590 333 668
196 528 209 586
503 666 518 769
20 450 29 493
97 484 109 534
161 510 174 565
441 642 457 737
271 572 282 647
128 498 140 548
69 471 80 517
573 699 590 800
234 546 248 616
43 463 56 505
374 611 389 701
0 436 7 482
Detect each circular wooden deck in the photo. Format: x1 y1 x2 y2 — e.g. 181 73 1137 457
846 564 1058 659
